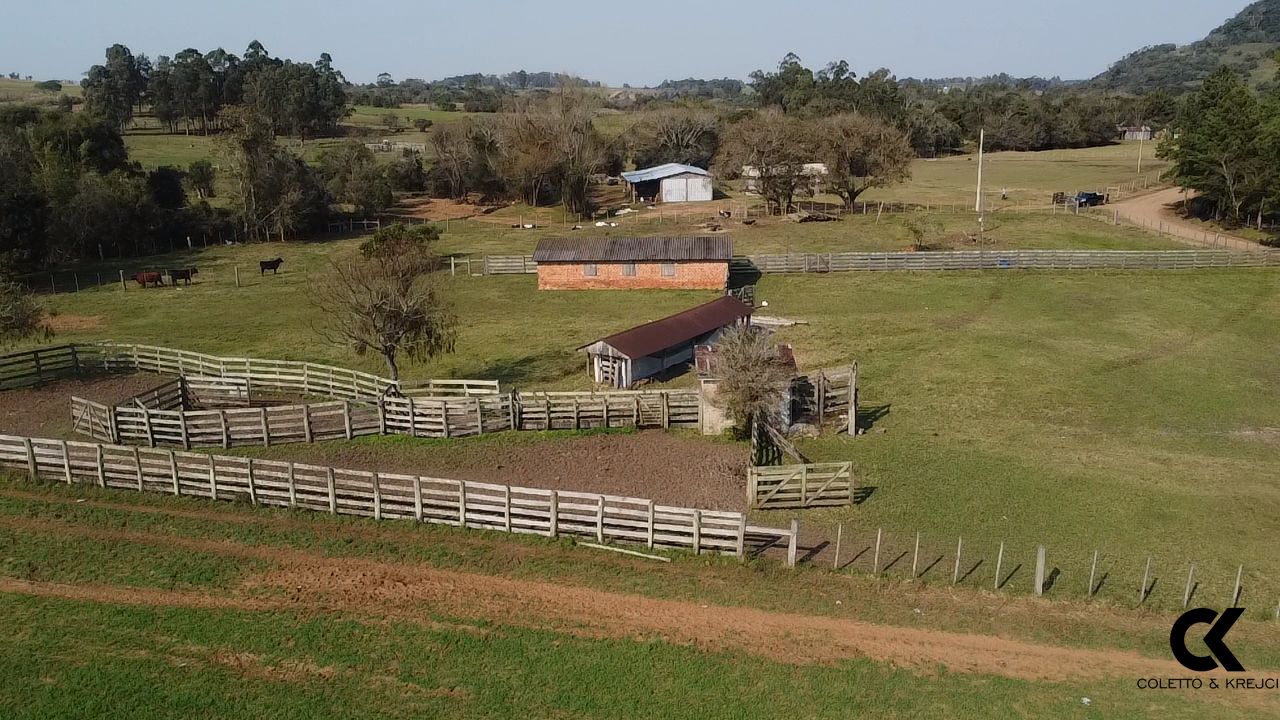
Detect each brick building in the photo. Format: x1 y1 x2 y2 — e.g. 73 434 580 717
532 236 732 290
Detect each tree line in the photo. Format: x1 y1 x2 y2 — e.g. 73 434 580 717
83 42 347 138
1159 65 1280 238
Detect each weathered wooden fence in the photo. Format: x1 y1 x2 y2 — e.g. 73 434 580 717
747 462 856 509
791 364 858 434
0 433 759 559
0 344 86 390
514 390 700 431
732 249 1280 274
71 386 701 449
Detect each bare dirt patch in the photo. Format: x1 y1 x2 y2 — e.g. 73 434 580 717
261 431 749 510
0 374 169 438
44 314 103 332
388 196 495 222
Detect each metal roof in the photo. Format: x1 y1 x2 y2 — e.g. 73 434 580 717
533 236 733 263
584 296 753 359
620 163 710 184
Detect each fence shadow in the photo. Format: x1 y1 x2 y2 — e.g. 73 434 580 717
856 404 891 432
917 554 944 579
881 551 909 573
852 485 877 505
839 545 871 571
1093 572 1109 597
959 559 984 584
1043 567 1061 593
1142 577 1159 604
798 540 830 565
998 563 1022 590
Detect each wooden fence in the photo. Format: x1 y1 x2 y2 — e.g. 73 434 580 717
514 390 700 430
732 249 1280 274
0 345 86 390
791 364 857 434
70 387 700 449
0 433 758 559
747 462 856 509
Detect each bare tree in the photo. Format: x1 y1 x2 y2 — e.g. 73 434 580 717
717 110 816 214
627 108 721 168
816 113 914 209
311 224 457 381
707 325 793 434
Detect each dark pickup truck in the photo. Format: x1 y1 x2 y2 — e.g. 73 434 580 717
1075 192 1107 207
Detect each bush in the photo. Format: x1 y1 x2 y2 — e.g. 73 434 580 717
413 118 433 132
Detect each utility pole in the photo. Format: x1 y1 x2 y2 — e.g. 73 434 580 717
975 128 986 241
1137 134 1145 177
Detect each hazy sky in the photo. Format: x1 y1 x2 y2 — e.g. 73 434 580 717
0 0 1253 85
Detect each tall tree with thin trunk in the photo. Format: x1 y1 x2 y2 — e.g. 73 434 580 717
815 113 914 209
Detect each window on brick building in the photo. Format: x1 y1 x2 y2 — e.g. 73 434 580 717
661 263 676 277
622 263 637 276
583 263 597 277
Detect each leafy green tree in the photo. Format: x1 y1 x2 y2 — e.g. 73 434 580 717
815 113 914 209
187 160 216 199
717 110 817 213
317 141 393 215
81 44 146 131
0 281 48 346
706 325 793 435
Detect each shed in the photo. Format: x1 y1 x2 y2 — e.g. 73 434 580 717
532 236 733 290
579 296 753 388
1121 126 1153 141
621 163 713 203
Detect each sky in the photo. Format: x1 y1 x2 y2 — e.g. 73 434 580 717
0 0 1254 86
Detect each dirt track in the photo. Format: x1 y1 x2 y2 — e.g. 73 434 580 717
4 507 1279 699
1112 188 1260 249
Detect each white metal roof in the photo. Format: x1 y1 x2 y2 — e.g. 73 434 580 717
621 163 710 184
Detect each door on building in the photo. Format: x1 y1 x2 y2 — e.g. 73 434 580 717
663 178 688 203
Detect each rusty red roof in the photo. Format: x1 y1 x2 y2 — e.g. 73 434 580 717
533 236 733 263
585 296 753 359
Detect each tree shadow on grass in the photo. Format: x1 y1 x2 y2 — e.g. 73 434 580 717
460 352 572 388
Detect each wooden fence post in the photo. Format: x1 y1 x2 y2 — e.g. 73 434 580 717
342 401 353 440
1232 566 1243 608
132 446 143 491
378 397 387 435
22 438 36 479
737 513 748 561
260 408 270 447
287 462 297 507
595 496 605 543
1139 556 1151 604
302 405 313 443
786 519 799 569
1088 550 1099 598
326 468 336 514
995 542 1004 590
692 510 702 555
371 472 381 520
412 475 423 521
179 412 190 450
407 397 417 436
59 440 72 484
1035 545 1046 596
549 491 559 538
219 411 229 449
912 532 921 578
143 409 155 448
832 523 843 570
952 536 963 585
503 485 511 532
207 455 218 501
246 459 258 505
872 528 882 574
646 500 655 547
440 400 450 439
457 480 467 527
169 451 179 495
1183 564 1196 609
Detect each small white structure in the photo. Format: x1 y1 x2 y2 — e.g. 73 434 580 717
621 163 713 204
1121 126 1153 142
741 163 829 194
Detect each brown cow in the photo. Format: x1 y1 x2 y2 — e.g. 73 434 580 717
133 271 164 288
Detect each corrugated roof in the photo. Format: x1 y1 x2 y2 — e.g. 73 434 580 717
621 163 710 184
533 236 733 263
586 296 753 359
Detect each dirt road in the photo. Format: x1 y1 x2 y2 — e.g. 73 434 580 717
1111 188 1261 250
5 507 1279 698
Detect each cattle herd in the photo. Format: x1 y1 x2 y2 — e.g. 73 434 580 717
132 259 284 288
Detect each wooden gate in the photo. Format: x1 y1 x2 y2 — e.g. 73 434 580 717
747 462 855 509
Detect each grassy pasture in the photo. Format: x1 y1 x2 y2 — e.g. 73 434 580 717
0 482 1275 719
25 225 1280 614
0 77 81 103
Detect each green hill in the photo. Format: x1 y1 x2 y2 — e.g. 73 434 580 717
1093 0 1280 93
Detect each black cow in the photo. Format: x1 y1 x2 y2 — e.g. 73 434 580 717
260 258 284 275
168 267 198 285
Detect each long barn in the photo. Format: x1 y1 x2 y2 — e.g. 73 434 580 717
579 296 753 388
532 236 732 290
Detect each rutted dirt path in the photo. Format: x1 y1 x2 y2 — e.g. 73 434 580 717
5 513 1278 694
1112 188 1261 249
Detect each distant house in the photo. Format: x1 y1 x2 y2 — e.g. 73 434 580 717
579 296 754 388
742 163 828 194
532 236 732 290
1121 126 1153 141
621 163 713 203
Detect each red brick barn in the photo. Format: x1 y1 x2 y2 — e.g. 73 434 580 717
532 236 732 290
